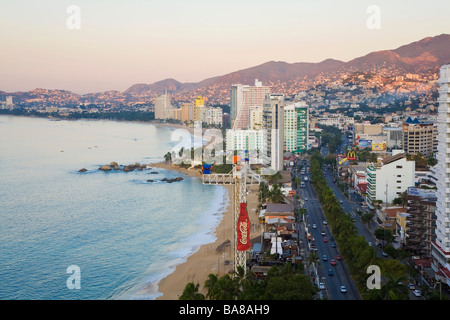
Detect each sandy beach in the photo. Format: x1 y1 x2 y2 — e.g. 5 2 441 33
143 161 261 300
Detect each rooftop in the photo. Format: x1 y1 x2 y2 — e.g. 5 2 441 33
266 203 294 213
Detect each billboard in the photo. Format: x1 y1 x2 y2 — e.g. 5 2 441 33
372 142 386 151
237 203 251 251
347 151 356 161
358 140 372 148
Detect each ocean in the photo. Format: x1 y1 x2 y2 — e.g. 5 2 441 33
0 115 228 300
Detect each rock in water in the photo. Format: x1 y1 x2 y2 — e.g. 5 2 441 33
99 165 112 171
78 168 87 172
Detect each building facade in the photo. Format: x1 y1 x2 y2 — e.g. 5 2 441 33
231 79 271 130
402 117 438 157
365 153 415 209
283 102 308 154
262 94 285 173
405 187 437 259
154 93 172 120
432 64 450 287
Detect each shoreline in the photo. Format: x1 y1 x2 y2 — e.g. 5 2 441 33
142 161 261 300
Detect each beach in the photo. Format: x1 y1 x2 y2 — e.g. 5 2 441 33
146 161 261 300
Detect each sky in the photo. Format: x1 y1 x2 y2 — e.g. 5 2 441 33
0 0 449 94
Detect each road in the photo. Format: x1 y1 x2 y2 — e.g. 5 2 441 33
294 159 361 300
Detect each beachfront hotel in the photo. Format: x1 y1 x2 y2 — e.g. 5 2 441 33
262 93 285 172
230 79 271 130
432 64 450 287
284 102 309 154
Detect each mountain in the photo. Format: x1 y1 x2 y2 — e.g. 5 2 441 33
123 34 449 99
346 33 450 72
2 34 449 105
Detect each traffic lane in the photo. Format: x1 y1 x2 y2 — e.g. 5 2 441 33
324 171 380 254
309 207 356 300
303 189 358 300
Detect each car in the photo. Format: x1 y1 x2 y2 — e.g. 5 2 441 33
330 259 337 266
413 289 421 297
312 224 317 229
311 200 314 203
323 220 327 225
331 242 336 248
304 198 308 201
319 282 325 290
339 200 343 204
323 237 328 243
368 242 373 246
321 231 326 236
322 255 328 261
336 255 342 260
340 285 347 293
408 283 416 290
382 252 388 257
328 269 334 276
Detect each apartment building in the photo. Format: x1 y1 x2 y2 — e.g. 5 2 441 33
154 93 173 120
262 94 285 173
402 117 438 157
283 102 308 154
432 64 450 287
365 152 415 209
231 79 271 130
405 187 437 259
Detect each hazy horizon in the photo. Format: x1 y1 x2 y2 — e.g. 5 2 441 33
1 0 449 94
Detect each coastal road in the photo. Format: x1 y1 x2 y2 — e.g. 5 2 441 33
298 162 361 300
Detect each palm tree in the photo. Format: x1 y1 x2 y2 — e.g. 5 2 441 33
361 212 374 230
204 274 218 300
268 183 285 203
179 282 205 300
164 151 172 164
380 273 409 300
306 250 321 270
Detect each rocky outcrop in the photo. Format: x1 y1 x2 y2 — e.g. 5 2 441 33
98 165 112 171
165 177 184 183
78 168 87 172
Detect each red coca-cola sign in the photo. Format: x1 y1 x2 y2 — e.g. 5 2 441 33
237 202 251 251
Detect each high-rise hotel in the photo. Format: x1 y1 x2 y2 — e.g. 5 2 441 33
230 79 271 130
432 64 450 287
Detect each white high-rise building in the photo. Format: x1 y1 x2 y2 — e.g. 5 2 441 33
262 93 285 173
154 93 173 120
432 64 450 287
202 107 223 127
249 106 263 130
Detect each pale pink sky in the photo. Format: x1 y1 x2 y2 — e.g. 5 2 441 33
0 0 449 94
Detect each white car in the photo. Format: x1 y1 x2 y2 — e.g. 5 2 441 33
413 289 421 297
319 282 325 290
323 220 327 225
340 285 347 293
312 224 317 229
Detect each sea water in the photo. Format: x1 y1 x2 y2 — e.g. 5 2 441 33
0 115 228 300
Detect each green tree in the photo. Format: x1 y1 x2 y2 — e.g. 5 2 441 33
268 183 285 203
179 282 205 300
